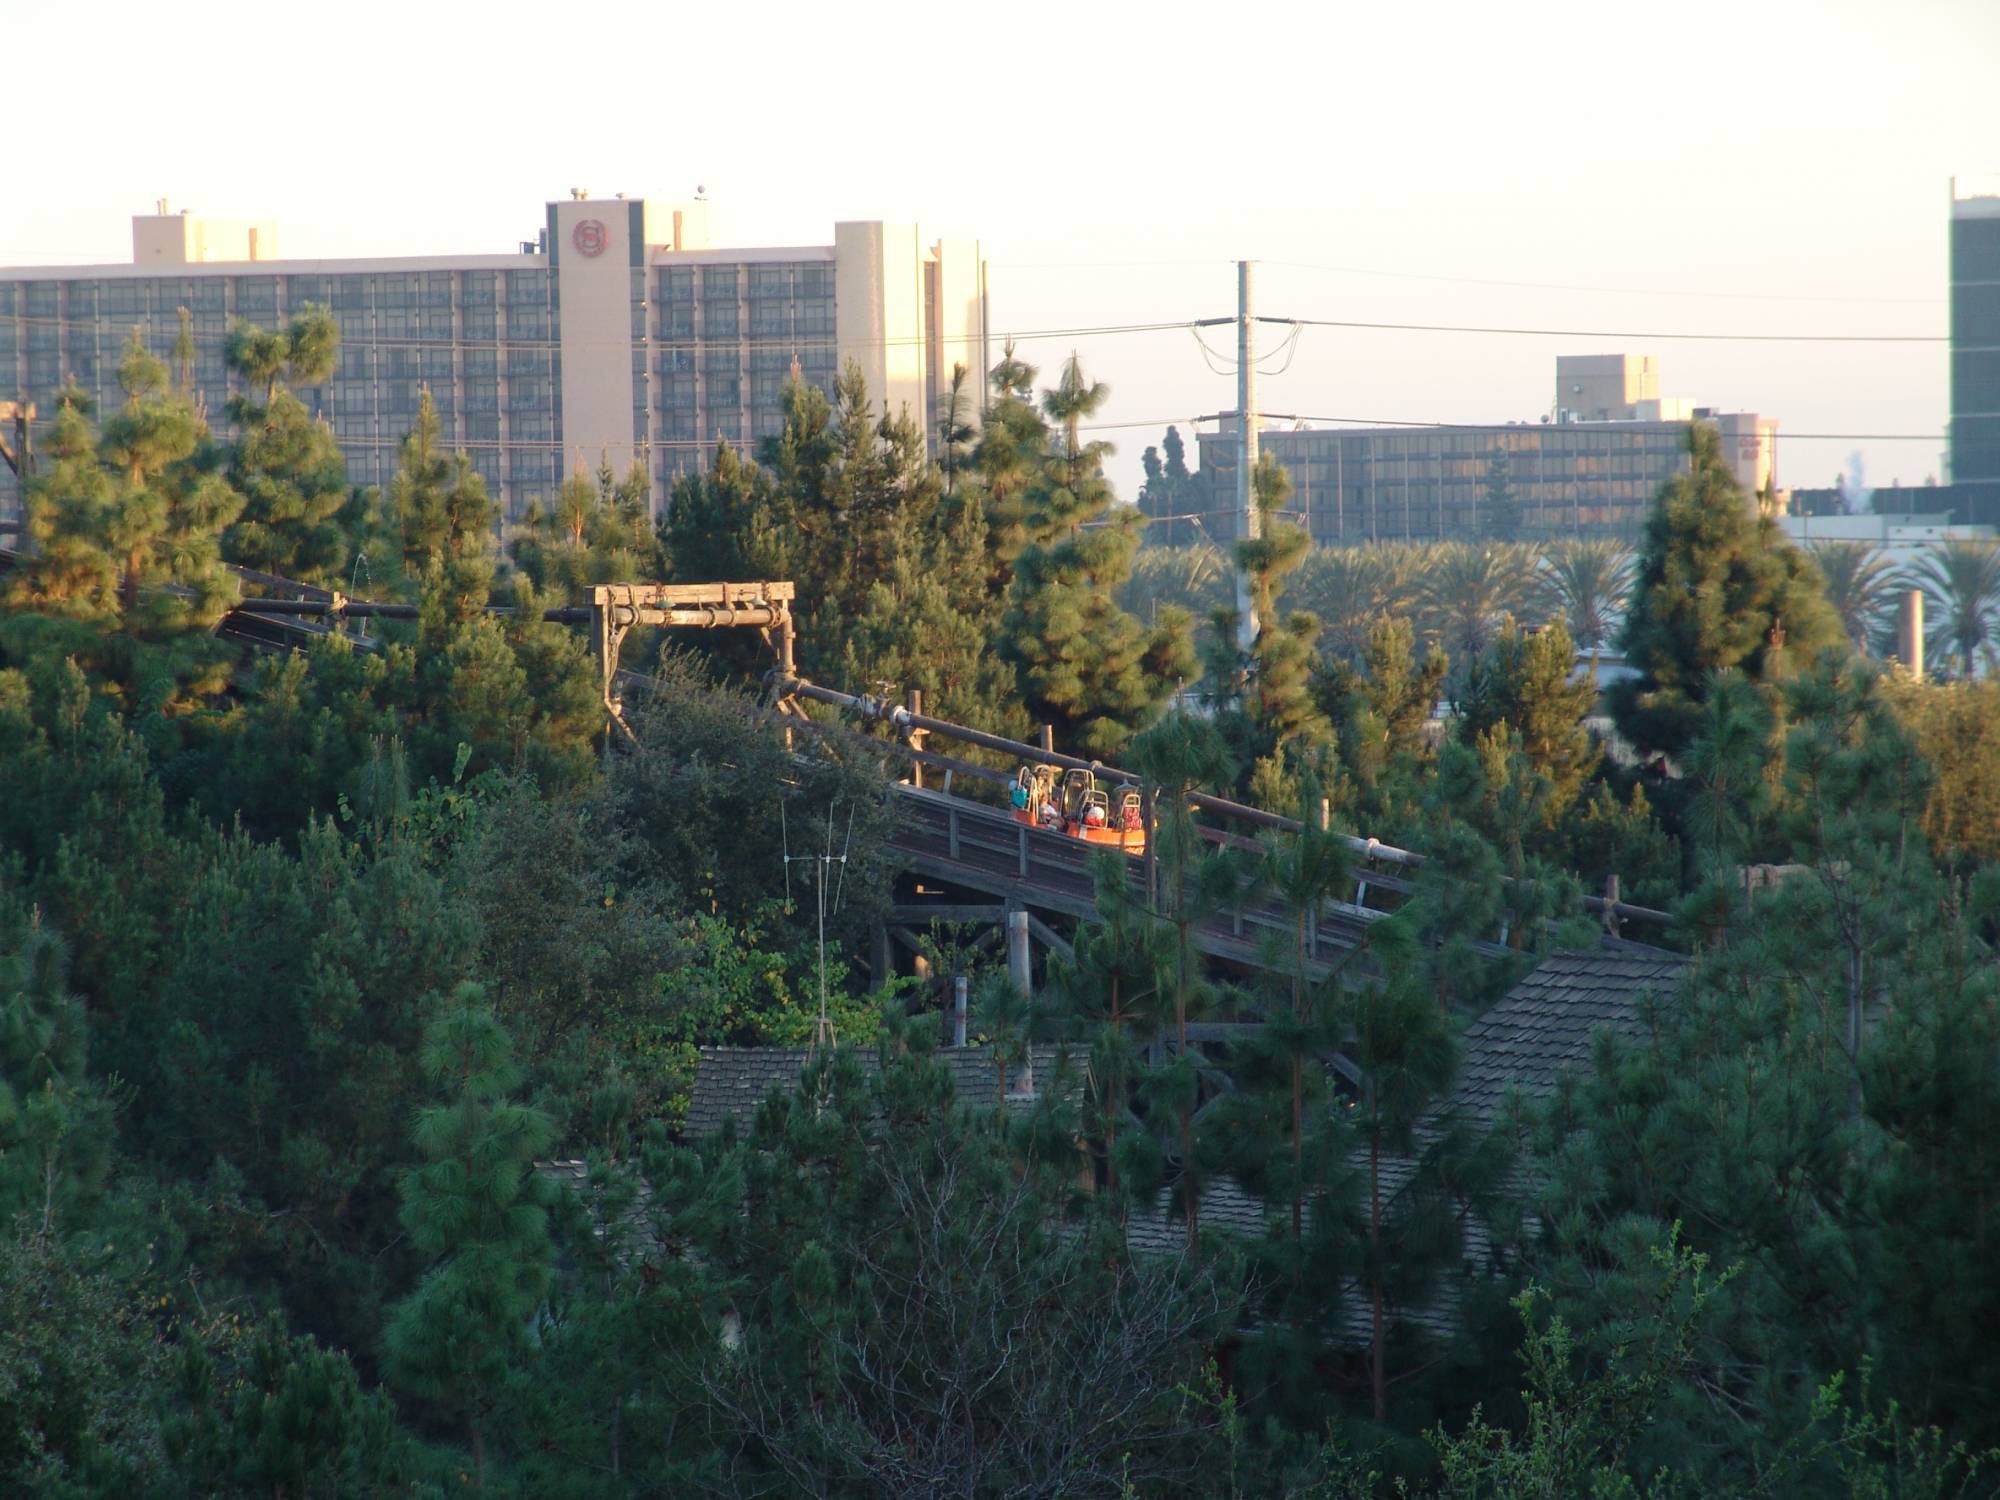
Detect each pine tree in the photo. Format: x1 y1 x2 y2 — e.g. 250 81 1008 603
1456 621 1600 828
1047 856 1175 1199
1343 940 1458 1425
1139 425 1197 546
222 308 354 585
1482 448 1524 540
1124 712 1251 1246
385 986 555 1482
1202 452 1332 806
0 914 114 1233
1000 355 1195 756
392 390 497 620
4 386 120 621
1611 424 1843 759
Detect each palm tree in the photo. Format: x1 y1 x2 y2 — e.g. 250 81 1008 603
1418 542 1537 661
1914 540 2000 678
1288 544 1422 660
1806 541 1898 655
1119 540 1230 627
1535 539 1633 650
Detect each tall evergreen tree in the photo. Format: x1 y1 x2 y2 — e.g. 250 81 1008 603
385 987 555 1482
1202 453 1333 807
221 305 354 584
1456 622 1600 829
1000 355 1194 755
0 915 114 1233
1139 425 1198 546
1611 424 1843 759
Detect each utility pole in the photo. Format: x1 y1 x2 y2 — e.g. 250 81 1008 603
1234 260 1260 655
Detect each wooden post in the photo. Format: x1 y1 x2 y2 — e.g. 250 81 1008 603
1007 907 1033 1095
1603 873 1622 939
871 922 892 992
952 974 969 1048
907 688 926 788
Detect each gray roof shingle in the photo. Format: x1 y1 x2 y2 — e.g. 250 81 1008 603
1116 943 1689 1345
684 1044 1073 1140
1446 945 1686 1126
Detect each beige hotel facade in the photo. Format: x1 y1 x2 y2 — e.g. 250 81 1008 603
0 196 989 521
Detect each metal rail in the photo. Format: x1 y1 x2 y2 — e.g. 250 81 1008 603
774 673 1671 928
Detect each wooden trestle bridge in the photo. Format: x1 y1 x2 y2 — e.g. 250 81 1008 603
0 549 1672 1004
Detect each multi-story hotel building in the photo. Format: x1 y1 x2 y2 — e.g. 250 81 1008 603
0 196 989 523
1191 355 1778 546
1952 177 2000 522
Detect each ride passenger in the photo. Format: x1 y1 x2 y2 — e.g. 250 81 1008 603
1011 782 1029 811
1084 802 1107 829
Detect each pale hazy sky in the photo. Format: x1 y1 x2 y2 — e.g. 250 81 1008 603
10 0 1997 498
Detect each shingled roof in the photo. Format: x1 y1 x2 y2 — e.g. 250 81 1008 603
1446 942 1687 1125
684 1044 1073 1139
1118 941 1690 1343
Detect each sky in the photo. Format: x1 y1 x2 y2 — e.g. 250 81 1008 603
8 0 1997 500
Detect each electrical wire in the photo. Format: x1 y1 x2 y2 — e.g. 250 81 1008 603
1256 321 1304 376
1274 316 1943 344
1263 259 1943 306
1188 324 1237 374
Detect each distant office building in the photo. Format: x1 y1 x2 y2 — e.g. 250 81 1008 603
1780 510 1996 567
1192 356 1777 546
1952 177 2000 521
0 197 989 522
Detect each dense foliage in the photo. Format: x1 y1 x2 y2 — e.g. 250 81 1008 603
1 327 1996 1496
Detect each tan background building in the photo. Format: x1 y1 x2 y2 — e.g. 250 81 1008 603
0 196 988 524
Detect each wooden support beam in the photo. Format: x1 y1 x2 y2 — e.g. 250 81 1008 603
1024 912 1074 965
889 904 1009 925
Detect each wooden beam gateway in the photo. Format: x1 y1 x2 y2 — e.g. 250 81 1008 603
588 581 795 739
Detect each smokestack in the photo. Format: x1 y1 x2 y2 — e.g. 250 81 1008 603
1897 590 1924 679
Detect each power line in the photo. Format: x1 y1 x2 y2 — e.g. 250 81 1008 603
1272 316 1943 344
1088 414 1946 441
1263 259 1943 307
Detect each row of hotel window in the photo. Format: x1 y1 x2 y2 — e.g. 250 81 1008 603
0 264 834 319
